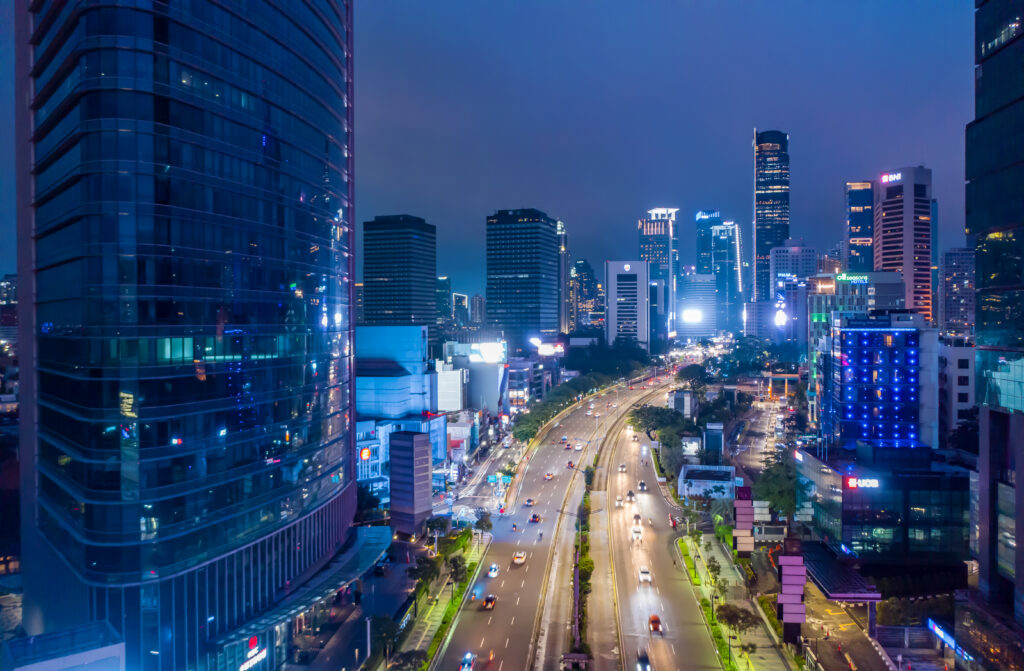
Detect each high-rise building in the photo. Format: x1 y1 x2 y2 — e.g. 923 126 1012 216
13 2 370 669
806 272 906 422
355 282 365 324
846 181 875 272
453 292 470 326
695 210 721 276
638 208 678 338
678 274 717 340
436 275 453 323
389 432 434 537
872 167 934 322
558 220 571 334
471 294 486 325
485 209 560 353
753 130 791 302
939 248 976 335
364 215 437 328
604 261 650 351
967 0 1024 630
710 220 743 334
769 238 818 290
569 259 600 331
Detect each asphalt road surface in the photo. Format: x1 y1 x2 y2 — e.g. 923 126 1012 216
437 384 644 671
607 422 722 671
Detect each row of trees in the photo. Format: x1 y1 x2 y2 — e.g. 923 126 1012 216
511 371 615 442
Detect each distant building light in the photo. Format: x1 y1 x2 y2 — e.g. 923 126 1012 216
682 309 703 324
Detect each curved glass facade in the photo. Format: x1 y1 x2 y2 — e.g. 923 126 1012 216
21 1 354 668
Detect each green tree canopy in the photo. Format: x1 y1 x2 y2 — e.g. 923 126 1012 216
752 449 808 530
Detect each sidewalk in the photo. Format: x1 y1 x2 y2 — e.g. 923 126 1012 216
399 533 491 656
687 533 791 671
586 491 619 671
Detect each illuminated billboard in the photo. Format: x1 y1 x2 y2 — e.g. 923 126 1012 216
468 341 507 364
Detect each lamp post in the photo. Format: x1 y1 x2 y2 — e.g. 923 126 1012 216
711 594 718 622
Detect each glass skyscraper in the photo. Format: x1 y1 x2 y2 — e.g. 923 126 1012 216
753 130 791 302
363 215 437 329
710 220 743 334
967 0 1024 627
694 210 720 276
845 181 874 272
638 208 678 338
15 2 357 669
485 209 559 353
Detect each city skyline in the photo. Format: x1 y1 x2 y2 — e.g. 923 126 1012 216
0 4 975 293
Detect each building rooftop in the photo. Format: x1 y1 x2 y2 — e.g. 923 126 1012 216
356 359 411 377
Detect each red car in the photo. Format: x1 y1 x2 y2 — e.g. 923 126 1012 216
567 461 574 469
648 614 662 633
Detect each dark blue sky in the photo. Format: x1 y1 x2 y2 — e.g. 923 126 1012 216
2 3 973 297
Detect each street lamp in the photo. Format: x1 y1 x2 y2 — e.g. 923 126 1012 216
711 594 718 622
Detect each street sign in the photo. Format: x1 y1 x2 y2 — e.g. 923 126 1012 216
501 475 512 484
487 475 498 484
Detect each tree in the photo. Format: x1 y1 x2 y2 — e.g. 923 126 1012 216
716 604 760 637
752 449 808 533
425 516 450 535
689 528 703 547
447 554 467 584
474 511 493 534
710 498 733 524
369 616 400 661
677 363 708 390
407 556 440 584
391 650 428 671
706 556 722 584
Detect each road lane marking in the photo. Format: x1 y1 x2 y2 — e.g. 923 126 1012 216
521 579 525 588
505 637 510 648
500 580 505 588
480 637 485 647
510 616 515 626
517 596 521 606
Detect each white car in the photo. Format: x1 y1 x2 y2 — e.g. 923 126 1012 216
632 527 642 542
575 443 583 451
487 563 500 578
512 551 527 565
615 495 623 507
639 566 652 583
618 463 627 473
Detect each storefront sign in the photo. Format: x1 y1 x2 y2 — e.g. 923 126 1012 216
239 637 266 671
846 477 879 489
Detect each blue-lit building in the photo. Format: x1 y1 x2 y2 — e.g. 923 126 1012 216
12 3 390 670
753 130 791 302
818 312 939 451
845 181 874 272
694 210 721 276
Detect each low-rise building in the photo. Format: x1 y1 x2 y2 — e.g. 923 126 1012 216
678 464 736 499
390 432 434 537
938 337 975 450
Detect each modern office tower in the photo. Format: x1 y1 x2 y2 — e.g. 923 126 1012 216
558 220 571 334
872 167 934 321
931 201 940 322
436 275 453 324
710 220 743 334
938 338 975 450
594 282 607 325
677 274 718 340
364 215 437 329
805 272 907 422
604 261 650 351
769 238 818 290
967 0 1024 631
695 210 721 275
638 208 678 338
846 181 875 272
939 248 976 335
13 2 367 669
485 209 560 353
355 282 365 324
569 259 600 331
753 130 791 302
817 312 939 451
453 292 470 326
471 294 486 325
389 432 434 537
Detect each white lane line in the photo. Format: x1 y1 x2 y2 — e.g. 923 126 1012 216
521 579 526 588
510 616 515 626
479 636 485 647
671 644 676 655
500 580 505 589
505 637 510 648
488 616 493 625
499 662 503 671
516 596 521 606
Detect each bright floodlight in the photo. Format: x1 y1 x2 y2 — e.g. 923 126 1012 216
529 337 542 347
774 309 788 327
682 308 703 323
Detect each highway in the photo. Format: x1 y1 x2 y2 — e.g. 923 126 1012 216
436 383 644 671
606 416 722 671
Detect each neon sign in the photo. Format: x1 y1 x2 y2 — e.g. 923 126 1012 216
846 477 879 489
360 448 371 461
881 172 902 183
239 637 266 671
836 273 868 284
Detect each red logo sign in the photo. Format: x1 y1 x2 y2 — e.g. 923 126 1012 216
248 636 258 650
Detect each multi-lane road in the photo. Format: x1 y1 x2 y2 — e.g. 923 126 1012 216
437 383 646 671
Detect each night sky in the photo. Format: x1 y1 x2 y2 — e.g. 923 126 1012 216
2 3 973 297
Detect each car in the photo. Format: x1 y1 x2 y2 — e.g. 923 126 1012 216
638 480 647 492
615 495 623 507
560 435 568 443
594 413 601 418
639 566 652 583
460 651 476 671
524 498 535 507
483 594 497 610
633 513 642 526
589 403 595 409
564 441 572 449
567 461 574 469
636 648 651 671
487 563 500 578
586 410 592 416
575 443 584 451
629 386 635 390
626 490 635 502
632 434 639 442
619 463 627 472
544 472 554 480
529 513 541 523
613 403 618 408
512 551 527 565
632 527 642 541
648 614 662 633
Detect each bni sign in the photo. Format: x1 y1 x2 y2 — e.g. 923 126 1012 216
880 172 902 183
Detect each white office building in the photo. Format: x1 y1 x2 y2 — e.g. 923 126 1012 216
605 261 650 351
